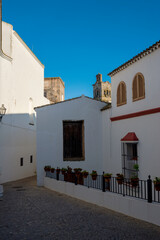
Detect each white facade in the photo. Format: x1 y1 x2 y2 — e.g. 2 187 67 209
0 22 49 183
108 47 160 180
36 41 160 185
36 96 106 186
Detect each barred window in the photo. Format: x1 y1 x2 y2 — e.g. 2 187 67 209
132 73 145 101
117 82 127 106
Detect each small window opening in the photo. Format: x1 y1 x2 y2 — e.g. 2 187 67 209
30 155 33 163
20 158 23 166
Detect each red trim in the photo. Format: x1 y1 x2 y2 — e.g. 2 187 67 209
121 132 139 142
110 107 160 122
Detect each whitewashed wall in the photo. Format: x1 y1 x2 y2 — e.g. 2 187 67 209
109 49 160 180
111 48 160 117
44 177 160 227
0 22 49 183
36 96 107 186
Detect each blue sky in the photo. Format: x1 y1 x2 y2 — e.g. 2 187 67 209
3 0 160 99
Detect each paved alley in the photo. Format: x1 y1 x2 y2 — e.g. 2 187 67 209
0 177 160 240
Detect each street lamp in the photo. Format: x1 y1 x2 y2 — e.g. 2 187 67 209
0 104 6 122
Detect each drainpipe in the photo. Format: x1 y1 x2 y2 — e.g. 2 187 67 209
0 0 12 61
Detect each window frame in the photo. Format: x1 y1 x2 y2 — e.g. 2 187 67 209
63 120 85 161
117 81 127 107
132 72 145 102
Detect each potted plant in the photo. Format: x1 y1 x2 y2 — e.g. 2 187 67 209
74 168 82 176
103 173 112 182
116 173 124 184
153 177 160 191
133 164 139 171
56 167 60 174
61 168 67 175
131 175 139 187
67 166 72 173
90 170 97 180
51 167 55 173
44 165 51 172
82 170 89 178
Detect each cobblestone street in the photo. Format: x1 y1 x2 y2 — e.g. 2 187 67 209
0 177 160 240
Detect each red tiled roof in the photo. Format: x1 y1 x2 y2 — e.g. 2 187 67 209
121 132 139 142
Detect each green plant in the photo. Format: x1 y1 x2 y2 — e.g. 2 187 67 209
74 168 82 173
131 174 138 180
153 177 160 183
61 168 67 174
153 177 160 191
90 170 97 176
103 173 112 178
133 164 139 171
51 167 55 173
116 173 124 178
82 170 89 178
90 170 97 180
116 173 124 184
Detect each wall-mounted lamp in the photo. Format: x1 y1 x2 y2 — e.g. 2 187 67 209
0 104 6 122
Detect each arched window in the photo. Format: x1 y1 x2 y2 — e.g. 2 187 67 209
132 73 145 101
117 81 127 106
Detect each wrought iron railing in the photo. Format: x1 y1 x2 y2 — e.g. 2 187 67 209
45 171 160 204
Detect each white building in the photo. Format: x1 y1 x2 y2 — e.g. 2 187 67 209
0 19 49 183
107 41 160 180
36 40 160 186
35 96 106 186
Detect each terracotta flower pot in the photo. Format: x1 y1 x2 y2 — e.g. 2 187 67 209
83 173 88 178
131 178 139 187
116 177 124 185
104 176 111 183
91 174 97 180
154 183 160 191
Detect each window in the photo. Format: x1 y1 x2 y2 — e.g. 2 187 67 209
20 158 23 166
44 91 47 98
122 143 138 179
117 81 127 106
132 73 145 101
63 121 84 161
30 155 33 163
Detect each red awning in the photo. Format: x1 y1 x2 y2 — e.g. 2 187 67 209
121 132 139 142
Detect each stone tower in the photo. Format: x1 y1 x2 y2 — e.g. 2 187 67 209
93 73 111 102
44 77 65 104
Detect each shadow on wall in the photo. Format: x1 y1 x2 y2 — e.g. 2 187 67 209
0 113 37 184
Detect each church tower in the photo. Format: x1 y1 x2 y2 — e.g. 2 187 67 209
93 73 111 102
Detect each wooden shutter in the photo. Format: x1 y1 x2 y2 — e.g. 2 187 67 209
117 85 121 105
133 76 137 100
63 121 83 160
138 74 144 98
122 83 126 103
